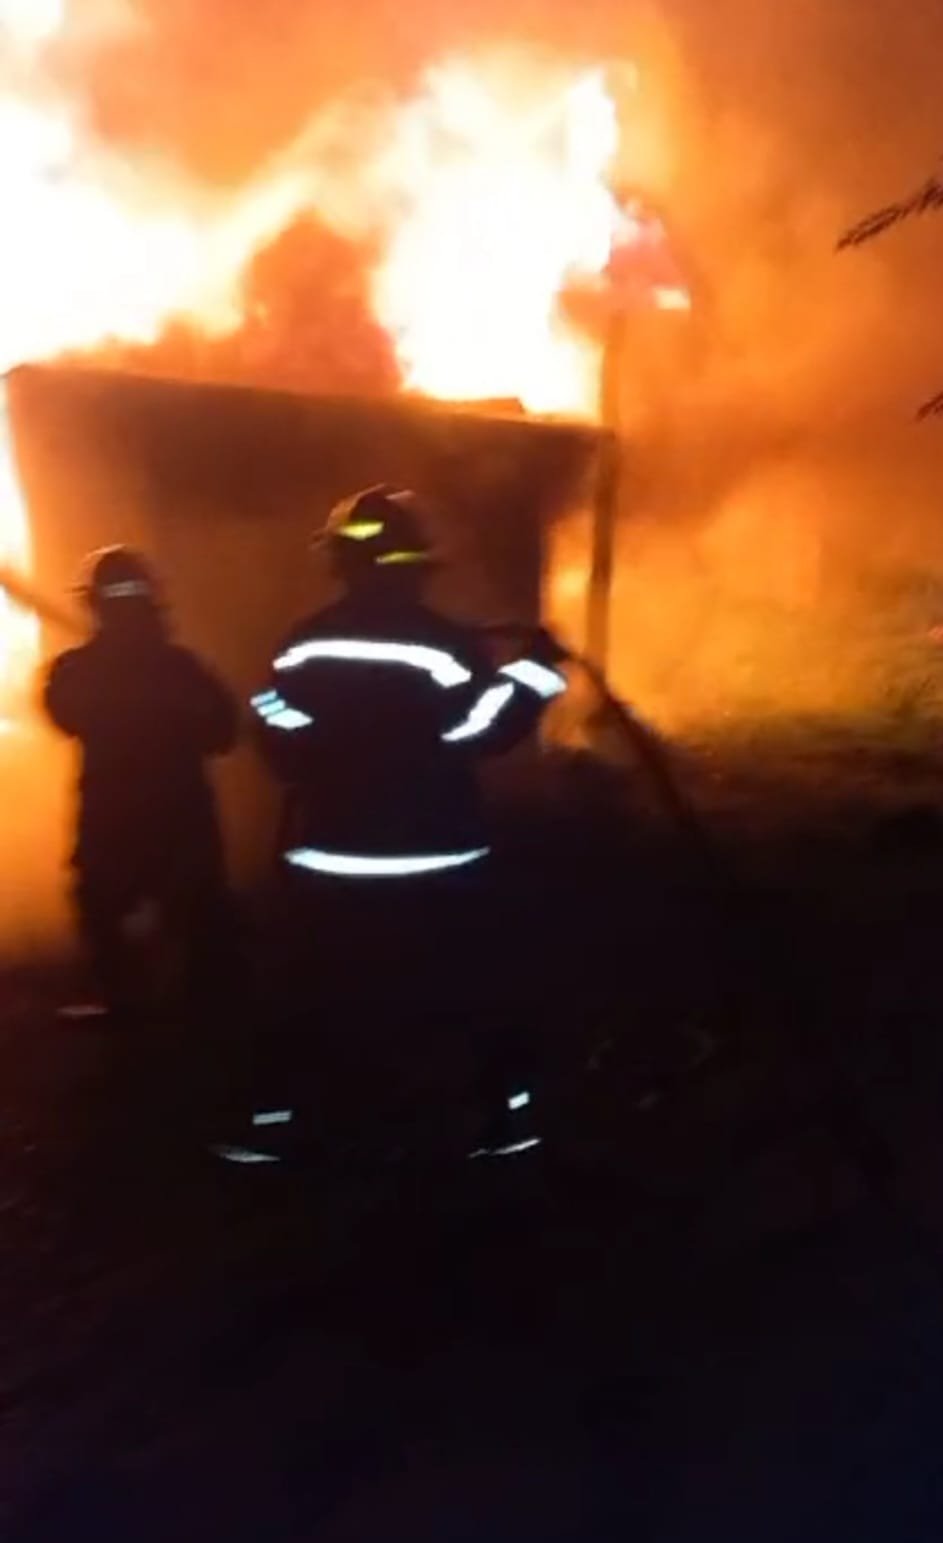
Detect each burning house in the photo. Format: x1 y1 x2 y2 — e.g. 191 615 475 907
0 7 694 948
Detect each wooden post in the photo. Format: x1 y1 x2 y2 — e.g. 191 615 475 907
586 313 625 671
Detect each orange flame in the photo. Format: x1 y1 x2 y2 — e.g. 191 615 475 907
368 59 624 416
0 14 687 701
0 0 313 699
0 380 37 723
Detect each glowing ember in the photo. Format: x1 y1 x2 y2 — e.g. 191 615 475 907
654 286 692 312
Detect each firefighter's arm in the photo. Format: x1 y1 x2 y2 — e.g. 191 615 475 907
174 650 240 756
250 703 313 783
42 650 87 737
442 628 568 757
248 670 318 784
249 618 352 781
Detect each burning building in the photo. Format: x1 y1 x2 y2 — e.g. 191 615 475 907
0 16 691 697
0 4 700 949
7 364 602 883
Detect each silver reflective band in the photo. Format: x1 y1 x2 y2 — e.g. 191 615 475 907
285 845 490 878
252 1109 295 1128
251 692 313 731
273 638 473 689
100 580 150 599
508 1090 532 1112
443 682 515 743
469 1137 543 1160
210 1144 281 1165
499 658 566 700
264 709 313 731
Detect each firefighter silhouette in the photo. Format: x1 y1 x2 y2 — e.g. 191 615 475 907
44 546 239 1026
252 486 567 1157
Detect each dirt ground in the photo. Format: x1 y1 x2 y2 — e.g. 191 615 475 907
5 741 943 1541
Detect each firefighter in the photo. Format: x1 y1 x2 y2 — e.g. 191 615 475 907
44 546 239 1032
252 485 567 1159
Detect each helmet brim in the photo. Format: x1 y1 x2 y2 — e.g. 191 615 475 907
312 531 440 567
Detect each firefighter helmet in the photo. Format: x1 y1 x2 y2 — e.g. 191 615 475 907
77 546 159 608
318 486 438 569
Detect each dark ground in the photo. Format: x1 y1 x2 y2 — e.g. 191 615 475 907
5 742 943 1541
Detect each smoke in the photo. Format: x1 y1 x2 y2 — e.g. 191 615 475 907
601 0 943 727
90 220 401 398
45 0 943 726
52 0 642 179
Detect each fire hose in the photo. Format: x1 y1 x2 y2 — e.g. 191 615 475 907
0 564 715 885
490 626 942 1253
477 622 739 1104
4 567 917 1225
0 561 704 844
527 635 943 1274
482 620 717 868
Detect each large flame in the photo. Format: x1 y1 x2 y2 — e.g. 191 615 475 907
308 55 687 414
0 3 313 697
0 11 686 702
369 60 623 416
0 380 35 725
0 0 64 49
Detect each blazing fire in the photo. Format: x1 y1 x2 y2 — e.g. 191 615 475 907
0 383 35 723
330 55 687 413
370 61 624 416
0 6 687 704
0 0 317 703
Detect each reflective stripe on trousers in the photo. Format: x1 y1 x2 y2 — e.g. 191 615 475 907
284 845 491 879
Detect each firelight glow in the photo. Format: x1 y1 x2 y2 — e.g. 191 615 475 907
0 15 687 704
0 3 312 701
370 61 626 416
0 0 64 48
0 382 37 718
